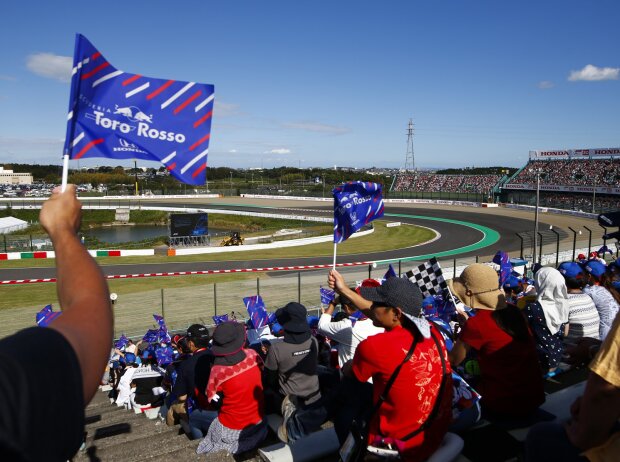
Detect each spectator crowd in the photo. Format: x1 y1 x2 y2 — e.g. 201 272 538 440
510 159 620 188
393 172 502 194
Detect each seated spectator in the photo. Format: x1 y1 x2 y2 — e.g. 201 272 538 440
263 302 327 443
526 312 620 462
197 322 268 456
582 261 620 340
130 350 165 408
449 264 545 420
317 290 383 369
503 275 522 305
168 324 216 440
328 271 453 461
116 353 139 407
523 267 569 374
558 263 601 344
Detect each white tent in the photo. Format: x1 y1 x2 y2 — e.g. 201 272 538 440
0 216 28 234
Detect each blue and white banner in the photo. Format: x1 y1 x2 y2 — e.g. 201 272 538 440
244 295 269 329
320 287 336 305
64 34 215 185
333 181 384 244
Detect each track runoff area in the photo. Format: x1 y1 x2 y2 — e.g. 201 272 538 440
0 197 552 286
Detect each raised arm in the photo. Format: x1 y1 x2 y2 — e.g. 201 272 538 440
327 270 372 313
41 185 113 404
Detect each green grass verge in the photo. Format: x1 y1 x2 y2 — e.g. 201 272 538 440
0 222 435 309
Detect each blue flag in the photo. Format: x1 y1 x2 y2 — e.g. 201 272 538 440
153 313 166 328
35 304 62 327
493 250 512 287
383 264 397 280
333 181 384 243
64 34 215 185
115 334 129 350
155 345 174 366
320 287 336 305
212 314 229 325
143 329 159 343
244 295 268 329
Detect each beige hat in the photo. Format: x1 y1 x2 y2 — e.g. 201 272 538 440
448 263 507 311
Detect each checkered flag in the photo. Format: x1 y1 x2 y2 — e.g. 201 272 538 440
405 257 448 297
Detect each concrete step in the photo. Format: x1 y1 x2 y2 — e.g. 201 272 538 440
85 418 179 451
89 432 195 462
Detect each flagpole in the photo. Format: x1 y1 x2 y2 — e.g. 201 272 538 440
61 154 70 192
332 243 337 270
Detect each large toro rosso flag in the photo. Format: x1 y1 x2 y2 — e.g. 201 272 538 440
333 181 384 243
63 34 214 185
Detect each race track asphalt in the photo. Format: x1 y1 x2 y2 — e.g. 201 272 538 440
0 201 563 281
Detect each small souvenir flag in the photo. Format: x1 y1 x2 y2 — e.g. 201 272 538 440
383 264 397 280
36 304 62 327
598 245 613 255
155 345 174 366
333 181 384 244
406 257 448 297
244 295 268 329
267 312 277 325
143 329 159 343
320 287 336 305
492 251 511 287
115 334 129 350
158 326 171 344
64 34 215 185
153 314 166 328
212 314 229 325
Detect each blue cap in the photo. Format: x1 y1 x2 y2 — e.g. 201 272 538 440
124 352 136 364
558 262 584 279
583 260 607 278
503 275 521 289
307 315 319 329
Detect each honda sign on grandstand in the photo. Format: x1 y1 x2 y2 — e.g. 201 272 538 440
529 147 620 160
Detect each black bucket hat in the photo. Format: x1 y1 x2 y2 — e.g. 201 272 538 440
211 322 246 365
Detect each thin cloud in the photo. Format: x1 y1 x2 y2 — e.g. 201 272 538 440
282 121 350 135
537 80 554 89
0 75 16 82
264 148 291 155
568 64 619 82
26 52 72 83
214 101 243 117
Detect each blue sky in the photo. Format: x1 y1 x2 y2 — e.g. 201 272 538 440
1 0 619 170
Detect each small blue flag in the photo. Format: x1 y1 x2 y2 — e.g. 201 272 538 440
115 334 129 350
598 245 613 255
155 345 174 366
493 251 512 287
64 34 215 185
320 287 336 305
36 304 62 327
267 312 277 324
153 314 166 328
212 314 229 325
158 326 171 344
383 264 397 280
333 181 384 244
244 295 268 329
143 329 159 343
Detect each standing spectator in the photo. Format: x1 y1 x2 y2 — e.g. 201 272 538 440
169 324 216 439
328 271 453 461
449 264 545 420
264 302 327 443
0 185 113 461
317 291 383 368
523 267 569 374
197 322 268 455
582 261 620 340
558 263 601 344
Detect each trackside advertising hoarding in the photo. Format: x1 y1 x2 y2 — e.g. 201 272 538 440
529 147 620 160
503 184 620 195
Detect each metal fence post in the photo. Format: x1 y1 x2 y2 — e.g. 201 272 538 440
516 233 524 259
538 232 543 264
298 272 301 303
368 264 372 279
475 256 479 263
550 228 560 267
3 235 6 253
568 227 578 262
257 278 260 296
398 260 401 277
453 259 457 279
29 234 33 252
584 226 592 256
214 283 217 316
161 288 165 320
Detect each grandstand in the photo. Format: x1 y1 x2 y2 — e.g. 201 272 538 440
391 146 620 212
502 147 620 213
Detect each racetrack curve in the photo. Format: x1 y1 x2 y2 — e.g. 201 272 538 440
0 201 560 282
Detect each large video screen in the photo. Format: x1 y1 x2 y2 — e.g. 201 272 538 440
170 213 209 237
